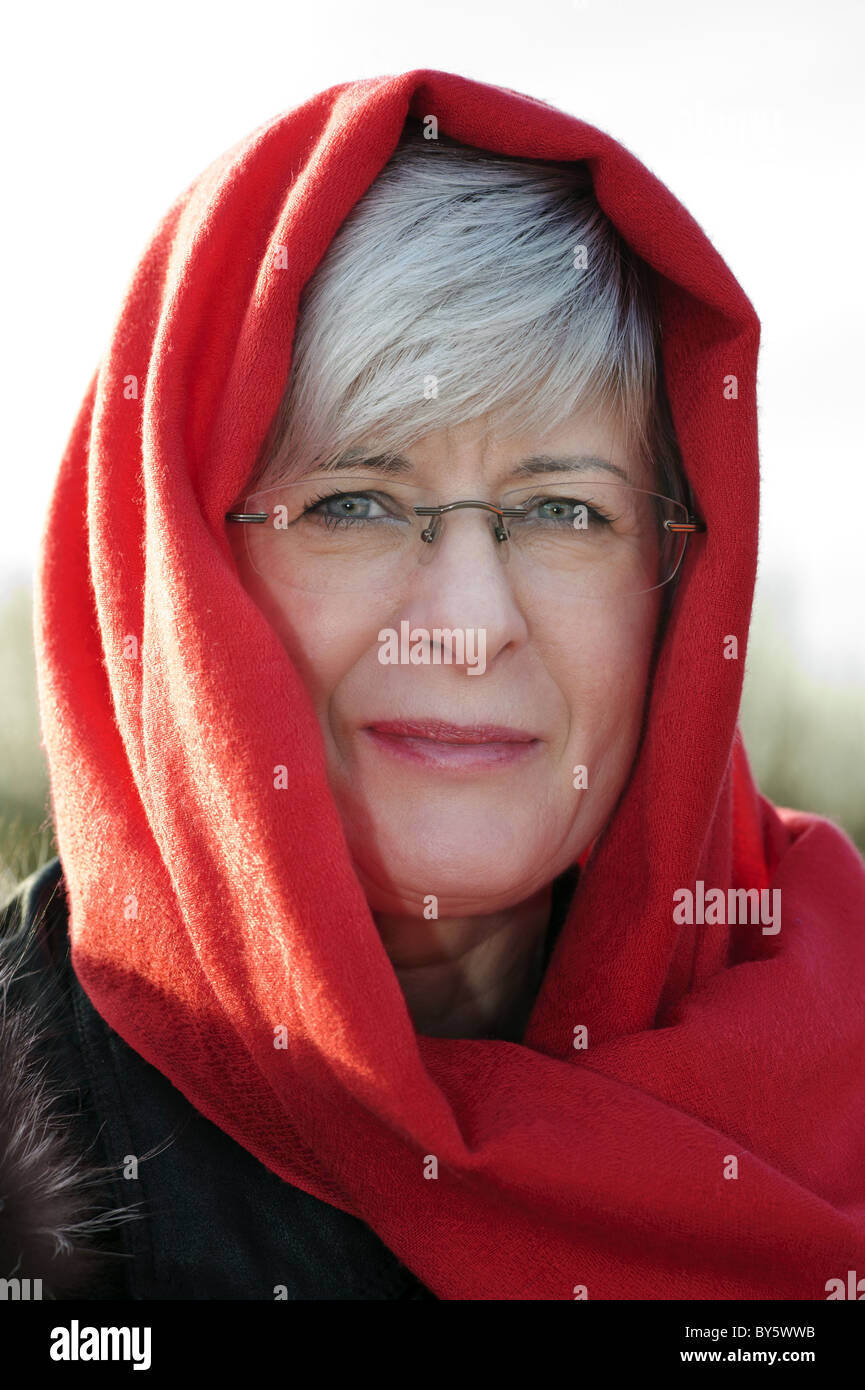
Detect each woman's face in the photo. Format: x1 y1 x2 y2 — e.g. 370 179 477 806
230 410 663 917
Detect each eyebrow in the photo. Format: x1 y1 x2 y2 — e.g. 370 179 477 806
510 454 632 484
326 452 633 483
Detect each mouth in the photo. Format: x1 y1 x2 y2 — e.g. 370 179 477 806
362 719 541 771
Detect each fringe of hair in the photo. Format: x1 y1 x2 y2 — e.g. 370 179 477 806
250 120 685 504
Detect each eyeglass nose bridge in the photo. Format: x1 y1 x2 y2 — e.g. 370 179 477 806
413 499 528 544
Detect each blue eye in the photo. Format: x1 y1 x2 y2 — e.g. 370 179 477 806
305 491 389 525
523 496 613 525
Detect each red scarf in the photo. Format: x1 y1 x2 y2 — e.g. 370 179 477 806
34 68 865 1300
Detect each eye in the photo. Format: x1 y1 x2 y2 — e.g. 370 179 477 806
522 495 614 526
304 490 393 524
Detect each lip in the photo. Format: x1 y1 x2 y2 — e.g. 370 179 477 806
362 719 541 771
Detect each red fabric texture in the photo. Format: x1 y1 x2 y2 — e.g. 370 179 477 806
34 69 865 1299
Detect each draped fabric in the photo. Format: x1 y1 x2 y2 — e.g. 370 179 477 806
34 68 865 1300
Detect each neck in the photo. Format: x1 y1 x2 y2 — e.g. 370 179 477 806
374 885 554 1041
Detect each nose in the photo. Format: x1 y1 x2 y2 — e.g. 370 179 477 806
395 504 530 668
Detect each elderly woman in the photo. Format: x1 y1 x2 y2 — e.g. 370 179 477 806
2 68 864 1304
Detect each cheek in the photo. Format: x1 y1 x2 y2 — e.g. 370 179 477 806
236 558 379 718
546 594 659 794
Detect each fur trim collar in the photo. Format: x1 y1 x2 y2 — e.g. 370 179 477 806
0 864 140 1298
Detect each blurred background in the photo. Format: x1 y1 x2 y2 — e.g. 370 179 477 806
1 0 863 899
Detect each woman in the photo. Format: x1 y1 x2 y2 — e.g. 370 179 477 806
2 68 864 1302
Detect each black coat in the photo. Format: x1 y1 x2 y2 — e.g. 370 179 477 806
0 856 575 1300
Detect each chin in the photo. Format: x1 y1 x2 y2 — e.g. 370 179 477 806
344 808 581 917
356 865 546 919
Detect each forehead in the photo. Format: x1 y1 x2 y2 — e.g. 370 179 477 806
342 410 653 490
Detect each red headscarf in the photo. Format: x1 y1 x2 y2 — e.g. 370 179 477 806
34 68 865 1299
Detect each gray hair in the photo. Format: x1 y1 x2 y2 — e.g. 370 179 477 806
251 121 685 503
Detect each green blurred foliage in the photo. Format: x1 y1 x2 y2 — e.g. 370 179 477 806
0 580 863 904
739 591 865 854
0 583 57 901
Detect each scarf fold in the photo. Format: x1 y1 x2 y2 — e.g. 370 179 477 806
35 68 865 1300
